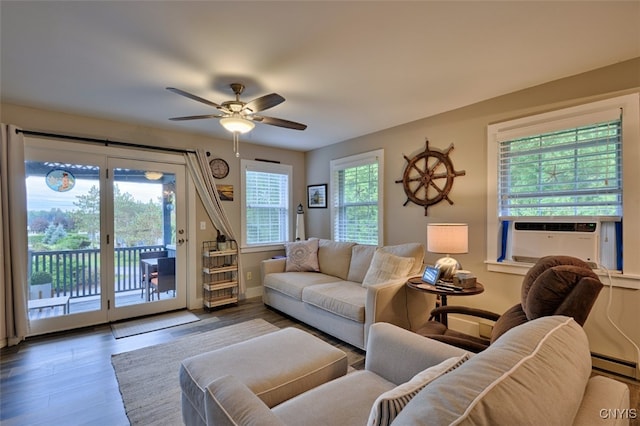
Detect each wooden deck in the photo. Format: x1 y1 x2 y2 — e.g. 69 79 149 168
27 290 175 320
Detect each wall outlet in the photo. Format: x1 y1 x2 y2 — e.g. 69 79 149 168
200 221 206 230
246 271 252 280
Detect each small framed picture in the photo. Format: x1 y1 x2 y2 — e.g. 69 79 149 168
307 184 327 208
217 184 233 201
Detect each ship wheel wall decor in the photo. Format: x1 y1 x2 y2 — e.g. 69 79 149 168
395 139 466 216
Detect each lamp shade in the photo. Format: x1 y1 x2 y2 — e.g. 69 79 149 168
220 116 255 134
427 223 468 254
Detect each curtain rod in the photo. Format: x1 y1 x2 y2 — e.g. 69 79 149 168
16 129 196 155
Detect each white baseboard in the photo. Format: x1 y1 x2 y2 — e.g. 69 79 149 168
448 316 480 337
243 286 263 300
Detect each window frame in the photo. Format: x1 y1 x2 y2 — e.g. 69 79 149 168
240 159 293 252
486 93 640 287
329 149 384 245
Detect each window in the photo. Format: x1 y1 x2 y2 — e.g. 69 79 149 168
498 114 622 217
330 149 384 245
241 160 292 249
487 93 640 281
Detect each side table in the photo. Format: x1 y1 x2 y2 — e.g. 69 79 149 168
406 276 484 326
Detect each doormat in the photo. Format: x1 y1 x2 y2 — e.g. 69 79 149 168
111 310 201 339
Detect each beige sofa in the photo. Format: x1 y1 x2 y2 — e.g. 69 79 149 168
203 316 630 426
261 239 433 349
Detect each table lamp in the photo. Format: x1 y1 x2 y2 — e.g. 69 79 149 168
427 223 468 281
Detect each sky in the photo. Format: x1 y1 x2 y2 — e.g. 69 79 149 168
26 176 163 212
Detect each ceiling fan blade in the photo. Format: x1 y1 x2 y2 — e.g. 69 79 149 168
169 114 223 121
244 93 285 113
166 87 221 108
254 115 307 131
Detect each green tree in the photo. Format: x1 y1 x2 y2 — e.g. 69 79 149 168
42 223 66 245
113 185 162 246
69 183 164 248
30 216 49 233
71 185 101 247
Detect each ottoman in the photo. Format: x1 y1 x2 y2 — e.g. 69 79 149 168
180 327 348 425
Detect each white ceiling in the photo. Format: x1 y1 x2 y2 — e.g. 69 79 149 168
1 1 638 151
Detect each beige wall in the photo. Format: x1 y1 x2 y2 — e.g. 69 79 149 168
305 58 640 364
0 104 305 311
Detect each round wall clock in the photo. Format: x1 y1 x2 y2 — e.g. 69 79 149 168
395 139 466 216
209 158 230 179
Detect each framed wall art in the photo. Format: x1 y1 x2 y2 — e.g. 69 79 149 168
217 185 234 201
307 184 327 208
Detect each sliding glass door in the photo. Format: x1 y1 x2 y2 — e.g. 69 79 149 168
25 139 187 335
108 158 186 321
25 154 105 329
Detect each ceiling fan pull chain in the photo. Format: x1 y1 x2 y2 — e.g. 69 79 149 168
233 133 240 157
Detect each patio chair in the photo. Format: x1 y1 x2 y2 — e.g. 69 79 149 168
139 250 168 298
150 257 176 300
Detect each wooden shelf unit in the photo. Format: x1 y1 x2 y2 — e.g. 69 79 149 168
202 240 238 309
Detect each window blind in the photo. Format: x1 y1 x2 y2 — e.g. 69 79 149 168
245 170 289 244
498 116 622 217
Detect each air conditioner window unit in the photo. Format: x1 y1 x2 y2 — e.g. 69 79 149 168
504 218 618 269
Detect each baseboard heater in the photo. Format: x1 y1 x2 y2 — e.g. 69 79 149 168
591 352 639 381
451 317 639 380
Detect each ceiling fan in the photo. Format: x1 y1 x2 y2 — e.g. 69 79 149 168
167 83 307 131
167 83 307 157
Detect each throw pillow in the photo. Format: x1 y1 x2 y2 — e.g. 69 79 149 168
284 239 320 272
362 250 414 287
317 239 356 279
347 244 377 283
367 353 470 426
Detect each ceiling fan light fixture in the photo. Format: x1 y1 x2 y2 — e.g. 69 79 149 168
220 116 255 134
144 171 163 181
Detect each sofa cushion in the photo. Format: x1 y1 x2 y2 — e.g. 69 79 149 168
362 251 415 287
284 239 320 272
204 375 286 426
393 316 591 426
264 272 339 301
378 243 425 276
317 239 356 280
368 353 470 426
273 370 395 426
302 282 367 322
347 244 377 283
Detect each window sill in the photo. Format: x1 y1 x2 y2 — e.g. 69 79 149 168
485 260 640 290
240 244 285 254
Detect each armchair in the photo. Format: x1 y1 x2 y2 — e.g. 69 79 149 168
416 255 604 352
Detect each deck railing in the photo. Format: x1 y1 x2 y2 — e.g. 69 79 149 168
28 245 167 299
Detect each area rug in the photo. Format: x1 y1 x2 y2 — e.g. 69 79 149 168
111 318 279 425
111 310 201 339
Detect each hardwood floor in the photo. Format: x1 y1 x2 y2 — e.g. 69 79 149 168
0 297 363 425
2 297 638 425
